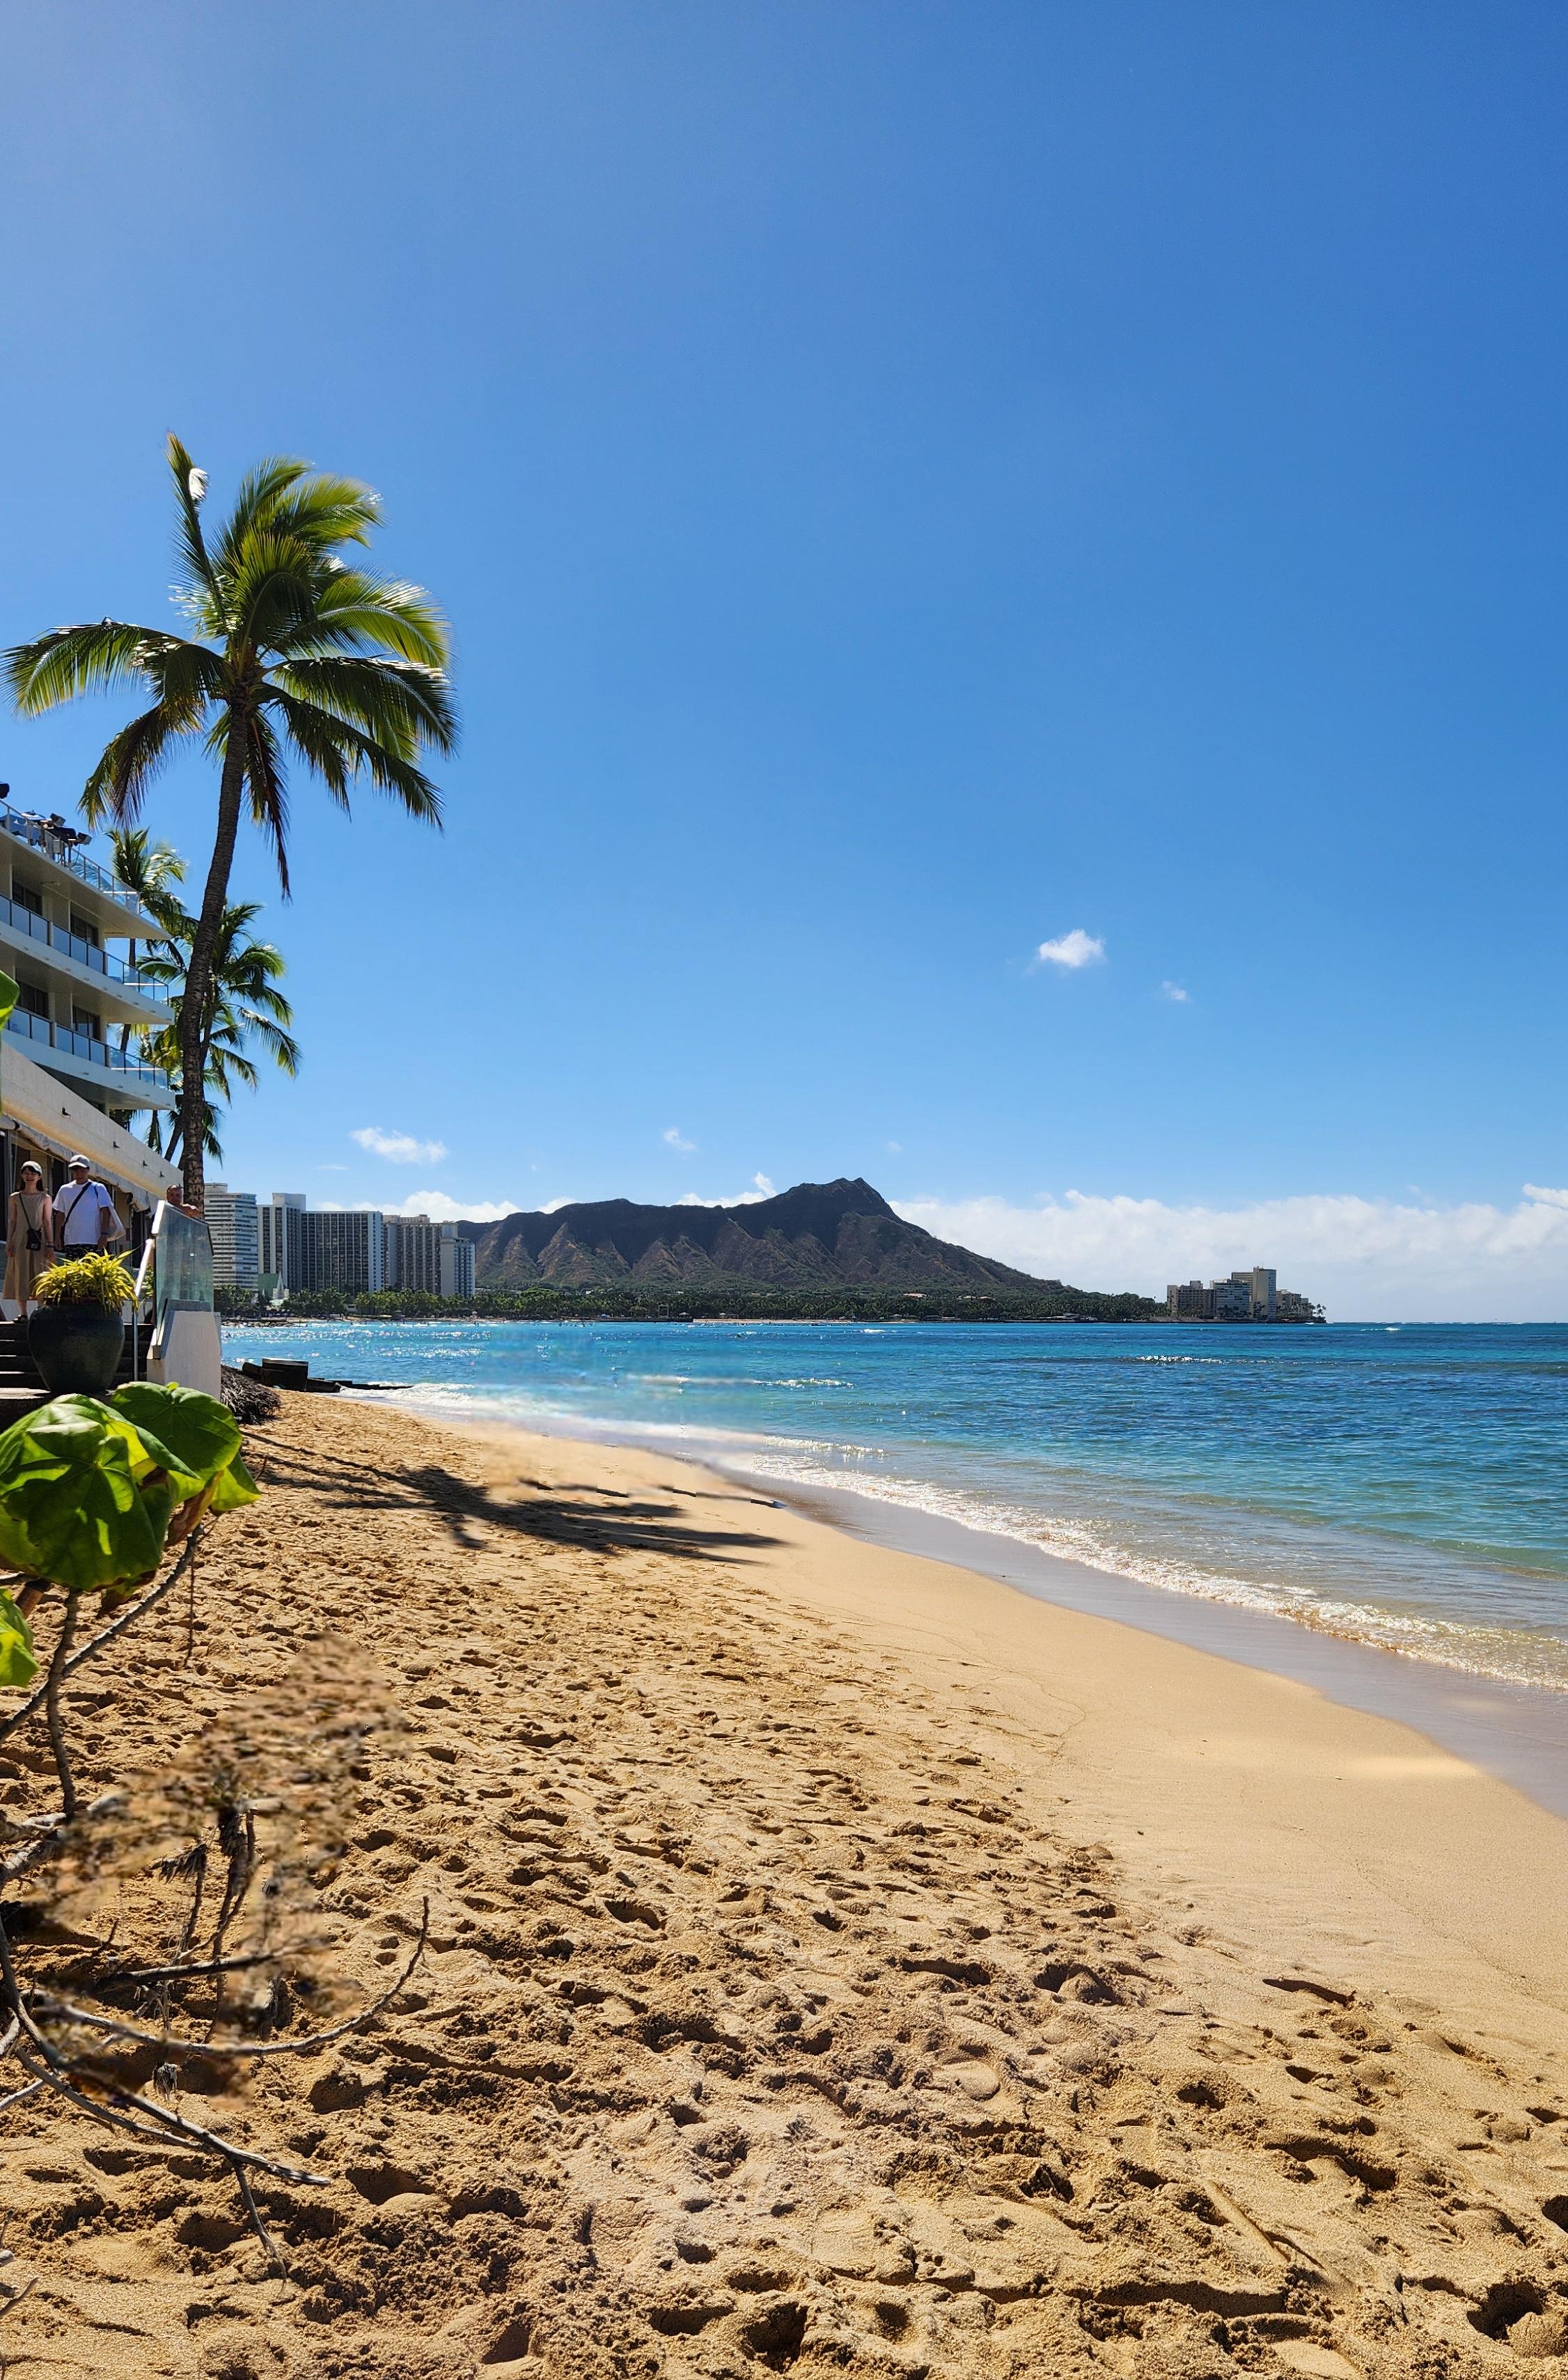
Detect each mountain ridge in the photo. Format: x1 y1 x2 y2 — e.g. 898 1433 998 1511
458 1176 1069 1296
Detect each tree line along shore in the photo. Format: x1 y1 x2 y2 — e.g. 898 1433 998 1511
217 1284 1168 1324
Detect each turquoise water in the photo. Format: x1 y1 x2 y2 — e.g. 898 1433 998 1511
223 1320 1568 1693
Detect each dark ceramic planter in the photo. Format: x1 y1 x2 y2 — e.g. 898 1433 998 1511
27 1303 125 1398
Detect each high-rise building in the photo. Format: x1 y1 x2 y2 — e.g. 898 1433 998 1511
384 1214 477 1298
258 1193 305 1291
205 1182 260 1290
439 1226 475 1299
384 1212 441 1292
292 1208 385 1296
1239 1266 1276 1321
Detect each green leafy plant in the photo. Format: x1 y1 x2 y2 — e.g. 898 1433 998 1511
0 1384 258 1815
0 1590 35 1689
31 1251 138 1311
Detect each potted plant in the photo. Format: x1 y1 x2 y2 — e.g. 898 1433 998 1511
27 1251 137 1398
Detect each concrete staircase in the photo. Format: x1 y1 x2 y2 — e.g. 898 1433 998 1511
0 1316 141 1425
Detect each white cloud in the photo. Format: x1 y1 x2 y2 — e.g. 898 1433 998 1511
662 1126 696 1152
352 1125 448 1166
675 1179 777 1207
1034 929 1104 971
886 1140 904 1155
892 1186 1568 1323
371 1191 517 1223
1160 981 1189 1003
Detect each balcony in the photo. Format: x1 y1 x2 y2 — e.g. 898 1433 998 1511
0 889 170 1013
0 804 154 915
5 1006 174 1108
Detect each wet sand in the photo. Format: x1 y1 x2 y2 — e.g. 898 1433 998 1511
3 1397 1568 2377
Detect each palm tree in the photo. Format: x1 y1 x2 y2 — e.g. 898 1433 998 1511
136 900 301 1167
4 437 454 1211
105 827 186 1056
107 827 187 940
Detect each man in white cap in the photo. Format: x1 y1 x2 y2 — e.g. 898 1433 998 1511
54 1154 120 1253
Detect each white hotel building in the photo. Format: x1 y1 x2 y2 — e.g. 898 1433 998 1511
0 794 178 1226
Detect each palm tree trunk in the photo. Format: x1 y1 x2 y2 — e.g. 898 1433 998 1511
179 719 247 1214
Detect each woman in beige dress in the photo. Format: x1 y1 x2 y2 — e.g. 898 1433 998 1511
3 1163 54 1309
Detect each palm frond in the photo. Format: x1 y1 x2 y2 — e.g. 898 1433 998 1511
230 1008 300 1075
269 691 442 824
222 531 322 657
3 621 187 714
244 711 292 895
165 434 219 610
263 689 351 809
203 1034 260 1097
81 703 195 825
132 950 185 989
272 653 456 756
215 457 311 562
254 476 380 554
207 898 265 944
146 637 227 712
271 569 449 668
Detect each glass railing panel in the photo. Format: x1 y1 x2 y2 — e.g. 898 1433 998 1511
0 892 158 990
0 806 155 920
3 1005 168 1086
151 1205 213 1314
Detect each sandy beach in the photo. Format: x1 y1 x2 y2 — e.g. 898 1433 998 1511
4 1393 1568 2378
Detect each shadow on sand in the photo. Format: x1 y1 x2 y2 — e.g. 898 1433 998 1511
256 1435 784 1562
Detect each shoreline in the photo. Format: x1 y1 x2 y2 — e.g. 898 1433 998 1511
10 1391 1568 2375
365 1383 1568 1826
422 1410 1568 2029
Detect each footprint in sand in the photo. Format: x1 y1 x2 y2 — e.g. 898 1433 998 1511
941 2058 1001 2100
1273 2348 1361 2378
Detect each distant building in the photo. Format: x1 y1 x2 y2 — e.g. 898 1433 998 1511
383 1214 475 1297
292 1208 384 1297
1241 1266 1276 1321
205 1183 260 1290
440 1228 475 1299
383 1213 473 1297
258 1192 305 1293
249 1197 476 1299
382 1212 437 1292
1166 1266 1322 1322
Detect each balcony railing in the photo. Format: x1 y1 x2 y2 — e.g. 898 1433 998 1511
0 891 164 992
0 804 154 919
5 1005 169 1089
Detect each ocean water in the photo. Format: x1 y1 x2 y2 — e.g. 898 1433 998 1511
222 1319 1568 1698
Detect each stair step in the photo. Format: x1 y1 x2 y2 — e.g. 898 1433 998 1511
0 1317 147 1398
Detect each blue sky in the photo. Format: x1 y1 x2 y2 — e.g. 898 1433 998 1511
2 1 1567 1315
